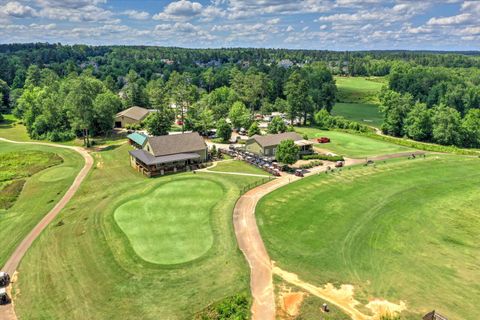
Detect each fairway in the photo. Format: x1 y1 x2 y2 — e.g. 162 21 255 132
257 156 480 319
14 143 266 319
332 102 383 128
0 141 83 267
114 178 223 264
335 76 386 104
295 127 413 158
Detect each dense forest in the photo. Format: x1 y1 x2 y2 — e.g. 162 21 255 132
0 43 479 148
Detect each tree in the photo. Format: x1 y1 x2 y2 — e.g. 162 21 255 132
431 104 462 146
404 102 432 141
0 79 9 111
462 109 480 148
146 78 168 108
275 139 299 165
228 101 251 129
314 109 331 128
202 67 215 92
379 89 413 137
122 69 147 107
167 71 198 133
216 118 232 142
248 121 261 136
205 86 238 120
143 107 173 136
196 109 214 135
284 70 312 125
305 62 336 113
92 92 122 135
24 65 41 88
267 116 287 134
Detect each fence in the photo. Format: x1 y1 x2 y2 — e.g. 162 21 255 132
240 176 274 194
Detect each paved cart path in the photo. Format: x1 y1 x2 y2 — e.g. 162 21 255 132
0 138 93 320
233 151 425 320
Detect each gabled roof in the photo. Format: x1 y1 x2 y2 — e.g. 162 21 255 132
146 132 206 157
249 132 302 148
129 150 200 165
116 106 150 121
127 132 148 146
423 311 448 320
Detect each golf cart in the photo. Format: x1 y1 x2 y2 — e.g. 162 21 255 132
0 287 10 305
335 161 344 168
294 169 304 177
0 272 10 287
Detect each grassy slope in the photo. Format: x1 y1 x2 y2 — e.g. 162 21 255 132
332 102 383 128
209 160 271 176
295 127 413 158
0 142 83 266
257 156 480 319
114 178 223 264
14 143 265 320
334 76 386 104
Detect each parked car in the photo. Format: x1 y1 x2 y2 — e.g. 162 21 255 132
317 137 330 143
272 169 281 176
294 169 304 177
335 161 344 168
239 128 247 136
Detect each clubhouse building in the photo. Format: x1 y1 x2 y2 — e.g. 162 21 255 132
245 132 313 158
129 132 208 177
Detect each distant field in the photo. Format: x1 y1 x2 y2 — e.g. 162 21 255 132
257 155 480 320
295 127 413 158
335 76 386 104
332 102 383 128
14 143 265 319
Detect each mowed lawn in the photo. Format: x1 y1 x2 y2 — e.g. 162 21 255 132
257 156 480 320
114 178 224 264
209 159 271 176
295 127 413 158
332 102 383 128
14 143 265 319
0 141 83 267
335 76 386 104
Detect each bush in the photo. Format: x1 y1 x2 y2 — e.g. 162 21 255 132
302 154 344 161
299 160 323 169
194 293 250 320
46 131 76 142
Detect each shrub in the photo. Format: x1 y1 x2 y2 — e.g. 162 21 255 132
302 154 344 161
46 130 76 142
194 293 250 320
299 160 323 169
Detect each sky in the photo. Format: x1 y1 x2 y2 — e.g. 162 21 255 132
0 0 479 51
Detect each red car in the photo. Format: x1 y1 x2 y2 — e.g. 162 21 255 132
317 137 330 143
294 169 304 177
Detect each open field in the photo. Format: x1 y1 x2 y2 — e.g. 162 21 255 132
14 143 265 319
208 160 271 176
295 127 414 158
332 102 383 128
257 155 480 319
335 76 386 104
0 141 83 267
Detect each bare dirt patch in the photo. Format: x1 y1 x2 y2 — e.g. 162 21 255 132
274 265 406 320
278 286 306 318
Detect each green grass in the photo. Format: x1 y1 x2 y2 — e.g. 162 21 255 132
295 127 414 158
257 156 480 319
335 76 386 104
209 160 271 176
14 143 266 319
332 102 383 128
114 178 224 265
0 141 84 267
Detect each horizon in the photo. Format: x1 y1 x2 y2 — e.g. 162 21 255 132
0 0 479 51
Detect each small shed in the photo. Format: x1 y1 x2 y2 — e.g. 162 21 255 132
127 132 148 149
423 310 448 320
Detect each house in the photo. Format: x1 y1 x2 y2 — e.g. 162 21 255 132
423 311 448 320
245 132 313 158
115 106 150 128
127 132 148 149
129 132 208 177
278 59 294 68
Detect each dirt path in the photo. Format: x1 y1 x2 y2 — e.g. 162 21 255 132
0 138 94 320
233 152 424 320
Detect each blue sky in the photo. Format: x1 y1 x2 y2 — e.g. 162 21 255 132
0 0 479 50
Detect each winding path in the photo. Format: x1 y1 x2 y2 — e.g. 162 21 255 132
233 151 425 319
0 138 94 320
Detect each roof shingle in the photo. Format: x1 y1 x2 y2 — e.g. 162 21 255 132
147 132 206 157
116 106 150 121
249 132 302 148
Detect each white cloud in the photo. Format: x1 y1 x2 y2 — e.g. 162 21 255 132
121 10 149 20
427 13 472 26
153 0 203 21
0 1 37 18
266 18 280 25
286 25 294 32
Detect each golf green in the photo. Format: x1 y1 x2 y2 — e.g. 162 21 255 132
114 178 224 265
257 156 480 319
38 167 76 182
